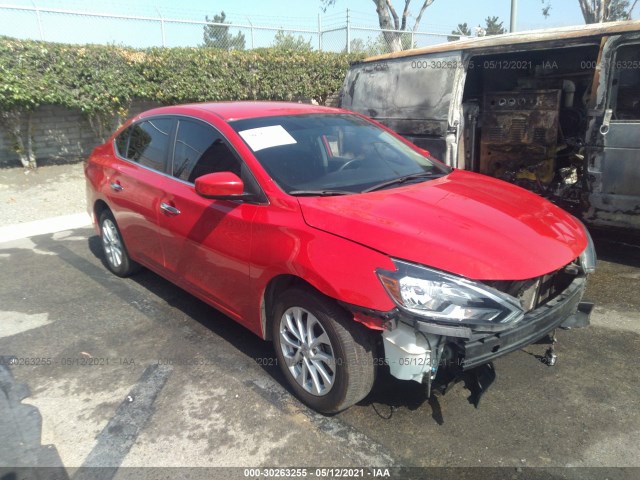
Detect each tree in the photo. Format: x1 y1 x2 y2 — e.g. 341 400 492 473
349 36 387 56
202 11 246 50
542 0 639 23
484 16 506 35
448 22 472 41
349 38 368 54
272 30 313 51
450 16 505 41
322 0 436 52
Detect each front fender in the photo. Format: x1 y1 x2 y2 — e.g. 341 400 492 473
249 205 397 337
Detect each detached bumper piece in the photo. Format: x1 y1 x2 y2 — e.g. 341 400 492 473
461 277 587 370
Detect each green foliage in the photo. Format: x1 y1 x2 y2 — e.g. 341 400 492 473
0 38 51 111
202 11 246 50
0 36 362 165
143 47 360 105
450 16 505 40
0 36 362 121
607 0 633 20
542 0 634 23
448 23 471 42
484 16 506 35
349 33 414 56
272 30 313 52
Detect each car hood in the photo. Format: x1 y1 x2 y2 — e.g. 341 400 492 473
296 170 587 280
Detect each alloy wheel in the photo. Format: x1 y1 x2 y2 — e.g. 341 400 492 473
278 306 336 396
101 218 123 269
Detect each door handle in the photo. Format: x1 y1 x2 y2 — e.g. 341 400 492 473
160 202 181 216
600 108 613 136
110 182 123 192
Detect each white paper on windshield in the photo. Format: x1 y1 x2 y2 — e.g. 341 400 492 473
238 125 297 152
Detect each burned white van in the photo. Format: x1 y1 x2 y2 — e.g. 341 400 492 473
340 21 640 231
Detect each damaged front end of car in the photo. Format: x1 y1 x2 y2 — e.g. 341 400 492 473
357 226 596 403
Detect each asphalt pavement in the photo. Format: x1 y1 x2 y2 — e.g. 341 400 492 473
0 223 639 480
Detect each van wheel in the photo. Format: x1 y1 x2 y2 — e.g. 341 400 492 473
272 287 375 414
99 210 140 277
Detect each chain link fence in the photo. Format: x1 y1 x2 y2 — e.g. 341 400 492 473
0 4 459 53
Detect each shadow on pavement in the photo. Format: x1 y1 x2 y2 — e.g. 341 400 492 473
589 227 640 267
86 235 289 392
86 235 454 420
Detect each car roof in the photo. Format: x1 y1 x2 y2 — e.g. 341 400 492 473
138 101 346 122
364 19 640 62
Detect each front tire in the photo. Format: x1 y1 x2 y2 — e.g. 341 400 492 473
99 210 140 277
272 287 376 413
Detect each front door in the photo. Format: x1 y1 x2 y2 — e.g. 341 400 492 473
157 118 261 325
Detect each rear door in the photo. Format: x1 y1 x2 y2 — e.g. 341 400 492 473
157 117 262 324
108 117 175 270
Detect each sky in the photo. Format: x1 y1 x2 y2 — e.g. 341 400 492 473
0 0 637 49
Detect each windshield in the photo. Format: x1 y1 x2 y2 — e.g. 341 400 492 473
231 114 449 195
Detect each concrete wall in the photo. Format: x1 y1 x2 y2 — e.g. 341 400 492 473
0 101 160 167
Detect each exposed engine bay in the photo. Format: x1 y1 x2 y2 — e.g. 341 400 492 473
460 45 600 210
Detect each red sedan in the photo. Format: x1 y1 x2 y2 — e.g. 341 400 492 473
85 102 596 413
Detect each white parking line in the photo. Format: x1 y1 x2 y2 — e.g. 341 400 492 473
0 311 52 338
0 213 92 243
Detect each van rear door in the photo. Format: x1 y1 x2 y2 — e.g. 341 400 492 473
587 38 640 230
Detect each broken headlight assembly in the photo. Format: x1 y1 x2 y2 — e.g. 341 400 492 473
377 260 524 329
578 222 597 274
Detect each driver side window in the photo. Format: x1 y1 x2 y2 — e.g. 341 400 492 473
171 119 262 198
173 120 242 183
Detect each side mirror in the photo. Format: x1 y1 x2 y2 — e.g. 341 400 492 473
195 172 245 200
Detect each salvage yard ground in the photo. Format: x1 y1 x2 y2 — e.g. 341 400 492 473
1 163 639 478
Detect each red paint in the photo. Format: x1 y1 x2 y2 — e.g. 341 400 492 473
297 169 586 281
353 312 387 331
85 101 588 339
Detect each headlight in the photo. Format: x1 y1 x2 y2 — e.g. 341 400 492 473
578 222 597 274
377 260 523 328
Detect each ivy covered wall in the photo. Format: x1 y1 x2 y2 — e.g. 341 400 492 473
0 37 361 167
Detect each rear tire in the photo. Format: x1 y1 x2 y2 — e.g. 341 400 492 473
99 210 140 277
272 287 376 413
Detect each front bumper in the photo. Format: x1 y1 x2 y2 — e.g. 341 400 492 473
459 276 587 370
397 275 588 371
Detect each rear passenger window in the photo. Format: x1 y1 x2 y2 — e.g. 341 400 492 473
127 119 173 172
114 127 130 157
173 120 242 183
